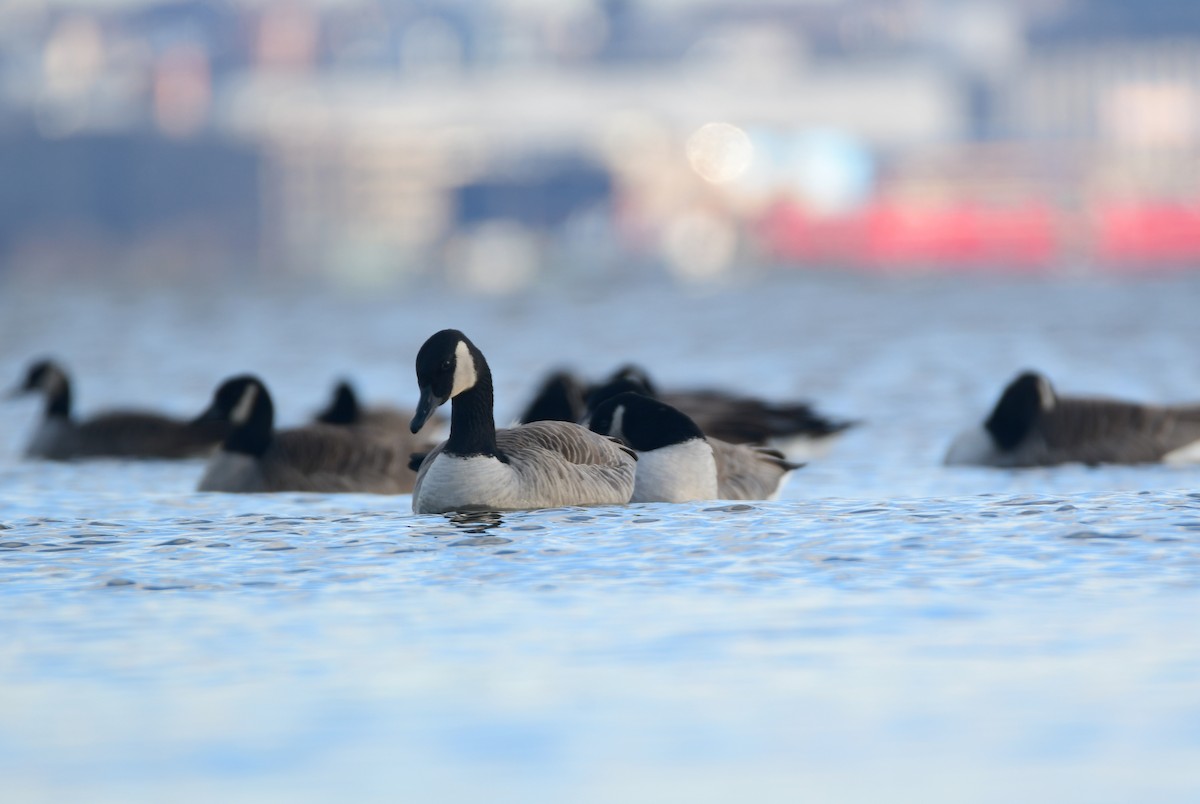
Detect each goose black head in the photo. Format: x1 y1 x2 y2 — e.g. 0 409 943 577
10 359 71 417
196 374 274 455
13 358 68 395
519 370 586 423
985 370 1056 451
317 381 361 425
411 329 485 433
586 374 656 417
588 391 705 452
607 364 659 397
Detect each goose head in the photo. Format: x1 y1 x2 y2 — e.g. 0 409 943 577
10 359 69 399
411 329 485 433
196 375 274 455
588 391 705 452
316 380 361 425
8 358 71 418
945 370 1056 464
985 370 1056 451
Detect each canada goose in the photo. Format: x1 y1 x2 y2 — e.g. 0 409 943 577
408 329 637 514
945 370 1200 467
584 364 857 452
589 391 802 502
7 358 228 460
196 375 416 493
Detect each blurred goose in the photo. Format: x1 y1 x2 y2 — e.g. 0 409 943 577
520 364 856 457
601 365 855 449
197 375 416 493
945 370 1200 467
515 370 587 424
589 391 802 502
8 358 227 460
315 379 443 440
408 330 637 514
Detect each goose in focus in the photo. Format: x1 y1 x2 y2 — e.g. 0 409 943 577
945 370 1200 467
196 375 417 493
7 358 228 460
589 391 802 502
584 364 857 457
408 330 637 514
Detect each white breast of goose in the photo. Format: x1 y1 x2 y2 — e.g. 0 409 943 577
25 419 73 459
413 453 524 513
633 438 717 503
198 451 266 493
1163 437 1200 465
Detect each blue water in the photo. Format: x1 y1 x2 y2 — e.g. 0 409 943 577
2 273 1200 803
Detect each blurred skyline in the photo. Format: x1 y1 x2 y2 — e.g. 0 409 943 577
2 0 1200 288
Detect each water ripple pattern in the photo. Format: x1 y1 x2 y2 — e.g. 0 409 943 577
2 275 1200 803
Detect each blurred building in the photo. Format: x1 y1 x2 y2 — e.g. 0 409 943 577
0 0 1198 285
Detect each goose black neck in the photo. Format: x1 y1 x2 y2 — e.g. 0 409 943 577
446 364 500 458
45 379 71 420
224 388 274 457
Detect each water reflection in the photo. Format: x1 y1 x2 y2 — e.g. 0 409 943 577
446 511 512 546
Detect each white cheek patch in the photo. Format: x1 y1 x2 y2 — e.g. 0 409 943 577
231 383 260 426
450 340 477 398
1037 377 1057 411
608 405 626 439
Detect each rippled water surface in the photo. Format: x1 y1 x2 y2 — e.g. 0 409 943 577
2 274 1200 802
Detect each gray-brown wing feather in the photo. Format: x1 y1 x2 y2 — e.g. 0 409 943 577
1032 399 1200 464
710 437 802 499
413 421 636 507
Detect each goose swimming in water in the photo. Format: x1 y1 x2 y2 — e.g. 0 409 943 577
945 370 1200 467
8 358 227 460
408 330 637 514
196 375 417 493
520 365 856 457
589 391 802 502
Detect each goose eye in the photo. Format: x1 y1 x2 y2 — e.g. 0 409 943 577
441 359 453 371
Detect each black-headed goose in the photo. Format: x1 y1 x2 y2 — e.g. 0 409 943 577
196 375 416 493
583 365 857 455
8 358 227 460
516 370 587 424
945 370 1200 467
315 379 443 440
589 391 803 502
408 330 637 514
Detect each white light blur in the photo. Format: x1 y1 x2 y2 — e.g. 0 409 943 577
686 122 754 185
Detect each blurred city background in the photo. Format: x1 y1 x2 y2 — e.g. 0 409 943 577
2 0 1199 290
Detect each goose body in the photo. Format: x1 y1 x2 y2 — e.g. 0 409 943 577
945 371 1200 467
408 330 637 514
589 392 802 502
524 365 857 457
197 375 416 493
10 359 227 460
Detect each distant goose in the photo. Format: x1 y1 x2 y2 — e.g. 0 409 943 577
315 379 443 440
515 370 587 424
945 370 1200 467
196 375 416 493
583 365 857 453
408 330 637 514
589 391 802 502
8 358 227 460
